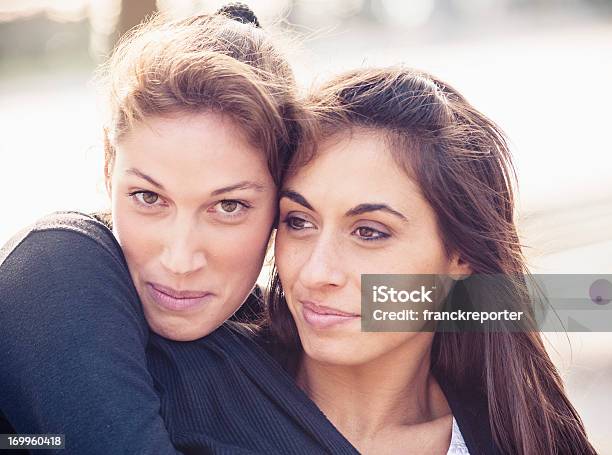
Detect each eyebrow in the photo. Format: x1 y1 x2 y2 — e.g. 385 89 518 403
125 168 165 190
125 169 265 196
281 189 407 221
210 181 266 196
280 190 314 211
345 203 407 221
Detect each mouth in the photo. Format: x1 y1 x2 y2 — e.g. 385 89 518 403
146 282 213 312
300 300 360 330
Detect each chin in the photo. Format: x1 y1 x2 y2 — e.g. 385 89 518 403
158 327 201 342
146 315 207 341
301 337 371 367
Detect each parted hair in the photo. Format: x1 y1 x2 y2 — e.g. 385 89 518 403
98 9 307 188
266 67 597 455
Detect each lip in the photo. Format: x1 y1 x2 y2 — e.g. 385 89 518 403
146 282 213 312
300 300 360 330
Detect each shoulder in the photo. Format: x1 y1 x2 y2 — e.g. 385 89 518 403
0 211 143 337
1 211 123 272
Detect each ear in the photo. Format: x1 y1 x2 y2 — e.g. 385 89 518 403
448 254 472 280
104 158 113 198
103 128 115 198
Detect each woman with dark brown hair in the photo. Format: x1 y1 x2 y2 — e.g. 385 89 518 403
268 67 598 454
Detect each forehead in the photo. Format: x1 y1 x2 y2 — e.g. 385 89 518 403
284 129 424 206
118 112 253 160
113 112 273 191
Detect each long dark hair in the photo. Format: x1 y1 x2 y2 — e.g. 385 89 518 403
265 67 597 455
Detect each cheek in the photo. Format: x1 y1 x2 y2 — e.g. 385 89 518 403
274 231 306 289
412 240 451 273
217 231 265 267
387 229 451 274
111 197 158 274
209 211 274 275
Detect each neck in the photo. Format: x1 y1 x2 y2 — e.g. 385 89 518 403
297 333 450 442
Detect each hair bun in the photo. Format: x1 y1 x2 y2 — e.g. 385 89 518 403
216 2 261 28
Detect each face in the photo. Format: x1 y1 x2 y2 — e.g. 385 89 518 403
275 129 470 366
108 112 276 341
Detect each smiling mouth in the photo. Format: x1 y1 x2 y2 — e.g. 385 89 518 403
146 282 213 312
300 300 360 329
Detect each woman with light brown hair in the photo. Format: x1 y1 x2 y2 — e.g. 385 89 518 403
267 67 598 454
0 5 358 454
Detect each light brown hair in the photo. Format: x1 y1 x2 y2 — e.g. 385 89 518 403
98 11 306 188
266 67 597 455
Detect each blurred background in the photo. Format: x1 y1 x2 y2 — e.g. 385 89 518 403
1 0 611 452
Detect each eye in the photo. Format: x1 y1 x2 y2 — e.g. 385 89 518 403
210 199 250 217
283 215 315 231
220 200 239 213
129 190 166 208
352 226 390 241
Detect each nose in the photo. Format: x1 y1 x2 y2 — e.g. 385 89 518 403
160 220 206 276
298 232 347 290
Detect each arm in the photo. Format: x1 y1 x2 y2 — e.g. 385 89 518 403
0 220 180 454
